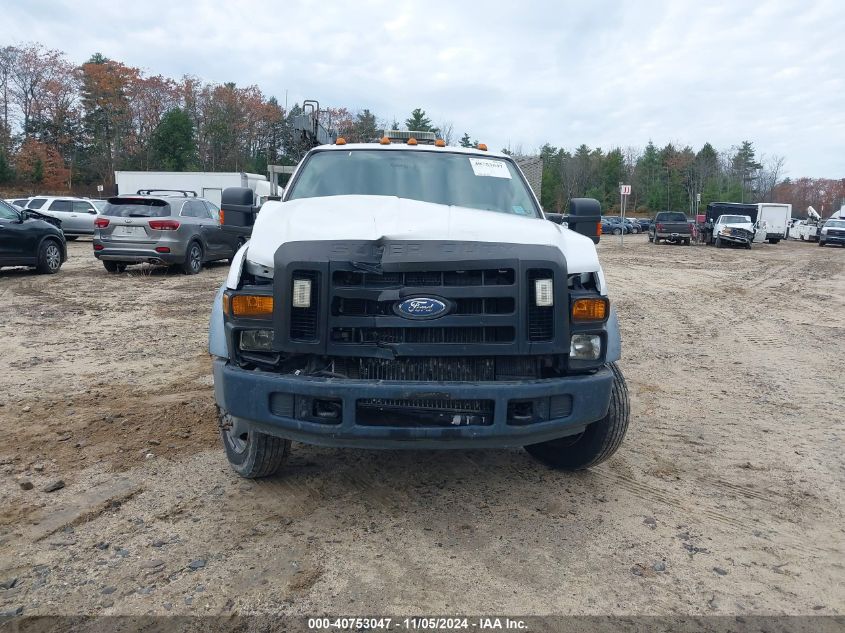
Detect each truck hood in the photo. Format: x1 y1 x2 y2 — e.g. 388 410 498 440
244 195 602 274
721 222 754 232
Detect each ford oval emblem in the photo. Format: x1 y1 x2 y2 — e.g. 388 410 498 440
396 297 449 320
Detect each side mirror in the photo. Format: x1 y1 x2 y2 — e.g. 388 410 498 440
562 198 602 244
88 209 98 214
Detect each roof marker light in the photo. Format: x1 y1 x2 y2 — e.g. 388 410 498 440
407 138 418 145
477 143 488 151
336 137 347 145
379 136 391 145
435 139 446 147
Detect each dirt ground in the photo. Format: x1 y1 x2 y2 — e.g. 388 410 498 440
0 235 842 619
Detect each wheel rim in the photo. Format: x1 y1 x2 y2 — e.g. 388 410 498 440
190 245 202 272
45 244 60 270
221 413 249 454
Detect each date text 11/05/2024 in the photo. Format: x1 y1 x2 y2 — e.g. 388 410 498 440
307 617 528 630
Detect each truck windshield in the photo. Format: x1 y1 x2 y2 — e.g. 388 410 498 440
287 150 540 217
721 215 750 223
825 220 845 228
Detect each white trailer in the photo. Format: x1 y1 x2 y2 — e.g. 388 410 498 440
756 203 791 243
114 171 272 207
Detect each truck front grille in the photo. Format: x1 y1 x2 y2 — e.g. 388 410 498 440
332 268 515 287
357 398 494 427
332 297 515 317
331 326 515 345
331 356 540 381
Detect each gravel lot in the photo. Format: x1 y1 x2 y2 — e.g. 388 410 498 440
0 236 842 618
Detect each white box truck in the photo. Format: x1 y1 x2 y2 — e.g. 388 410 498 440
756 203 791 244
114 171 273 207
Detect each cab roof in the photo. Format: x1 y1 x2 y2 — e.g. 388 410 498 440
311 142 509 159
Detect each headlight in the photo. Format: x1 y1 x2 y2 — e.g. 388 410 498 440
240 329 273 351
293 278 312 308
570 334 601 360
534 279 553 306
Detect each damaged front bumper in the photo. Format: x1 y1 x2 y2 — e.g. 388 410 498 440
212 358 613 449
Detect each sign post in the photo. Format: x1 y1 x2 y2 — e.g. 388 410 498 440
619 184 631 245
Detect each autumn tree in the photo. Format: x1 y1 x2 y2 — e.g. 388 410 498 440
9 44 66 138
0 46 17 155
80 54 139 185
14 138 69 190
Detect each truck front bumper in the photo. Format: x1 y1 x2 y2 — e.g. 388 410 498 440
212 358 614 449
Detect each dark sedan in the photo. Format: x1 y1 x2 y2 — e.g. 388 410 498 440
0 200 67 274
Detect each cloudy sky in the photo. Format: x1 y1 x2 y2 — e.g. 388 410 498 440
5 0 844 177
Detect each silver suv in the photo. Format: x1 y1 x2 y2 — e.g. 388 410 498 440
93 190 242 274
25 196 100 239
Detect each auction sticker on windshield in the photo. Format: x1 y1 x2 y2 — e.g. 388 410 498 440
468 157 511 179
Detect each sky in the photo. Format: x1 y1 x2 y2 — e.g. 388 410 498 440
4 0 844 178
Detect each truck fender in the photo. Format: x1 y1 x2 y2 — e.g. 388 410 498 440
209 283 229 359
606 306 622 363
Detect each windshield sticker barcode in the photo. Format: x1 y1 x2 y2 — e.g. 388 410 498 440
469 158 511 179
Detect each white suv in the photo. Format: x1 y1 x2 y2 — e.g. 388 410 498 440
25 197 100 239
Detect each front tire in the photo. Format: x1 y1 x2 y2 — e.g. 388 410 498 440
613 227 622 235
524 363 630 471
715 236 723 248
819 240 825 247
36 240 63 274
182 241 203 275
219 409 290 478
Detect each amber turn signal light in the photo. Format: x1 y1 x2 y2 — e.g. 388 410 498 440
228 294 274 319
571 297 608 322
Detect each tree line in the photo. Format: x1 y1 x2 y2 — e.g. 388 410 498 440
537 140 844 217
1 42 842 216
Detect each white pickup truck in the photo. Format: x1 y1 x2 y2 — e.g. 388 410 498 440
712 214 760 248
208 135 630 478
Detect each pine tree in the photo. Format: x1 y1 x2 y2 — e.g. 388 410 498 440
405 108 434 132
353 109 378 142
459 132 473 148
151 108 196 171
